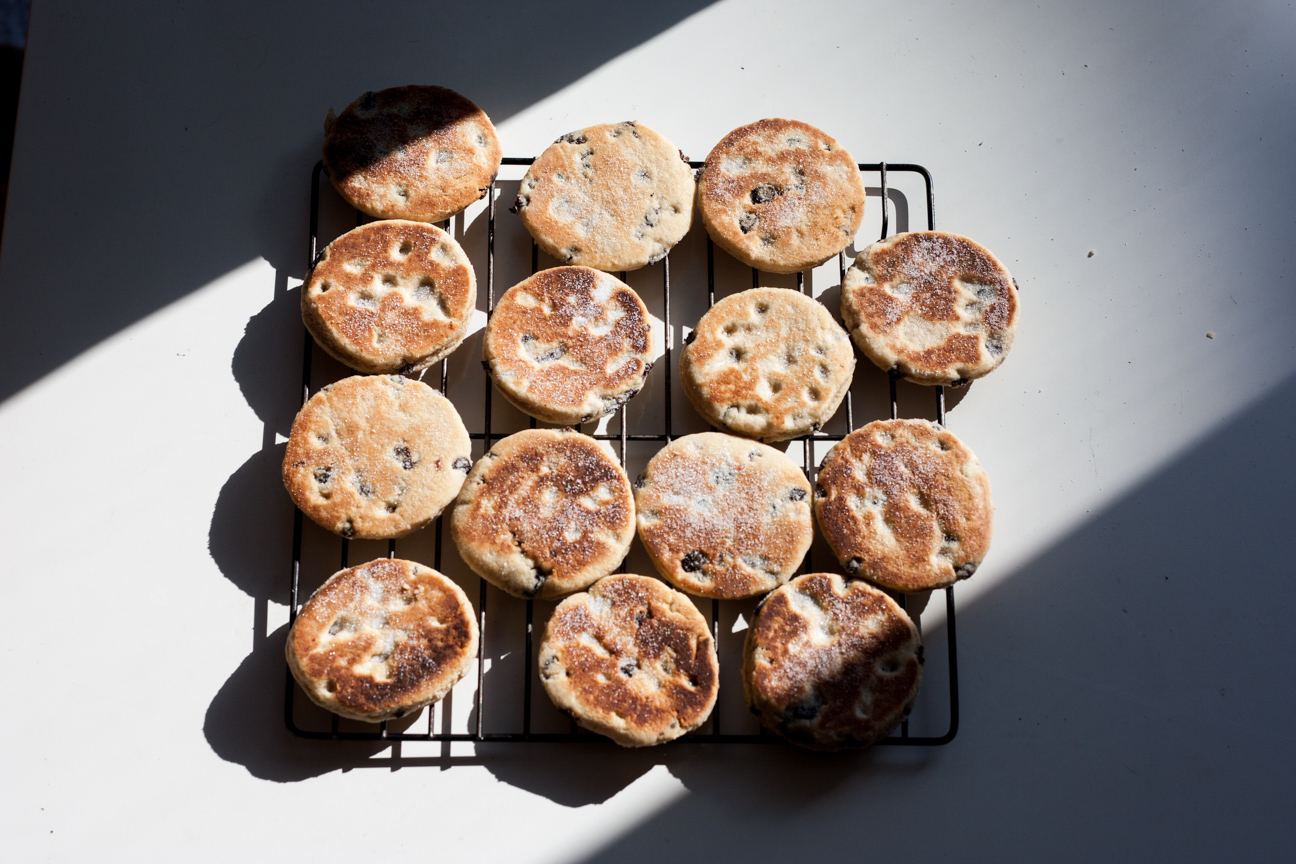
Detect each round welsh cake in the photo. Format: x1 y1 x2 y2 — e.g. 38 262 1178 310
814 419 993 592
323 85 502 223
743 573 923 750
634 433 812 599
697 119 865 273
841 231 1020 385
681 287 854 441
539 574 719 746
287 558 478 722
302 220 476 374
513 121 695 271
451 429 636 599
283 375 472 539
483 267 654 424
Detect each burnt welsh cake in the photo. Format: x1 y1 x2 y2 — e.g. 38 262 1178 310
539 574 718 746
743 572 923 749
287 558 478 722
483 266 654 425
452 429 635 599
302 220 476 375
814 419 993 592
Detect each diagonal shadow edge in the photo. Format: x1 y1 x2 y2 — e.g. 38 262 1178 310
558 370 1296 860
0 0 720 403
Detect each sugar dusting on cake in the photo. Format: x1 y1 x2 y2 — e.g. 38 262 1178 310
485 267 653 422
636 433 812 598
844 231 1019 382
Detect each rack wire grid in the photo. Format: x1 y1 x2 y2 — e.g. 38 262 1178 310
286 156 959 747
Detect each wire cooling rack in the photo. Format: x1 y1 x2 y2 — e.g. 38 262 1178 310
286 157 959 746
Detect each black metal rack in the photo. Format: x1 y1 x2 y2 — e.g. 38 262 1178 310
286 157 959 747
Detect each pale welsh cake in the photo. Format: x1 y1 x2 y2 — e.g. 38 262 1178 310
539 574 719 746
841 231 1020 385
283 375 472 540
286 558 478 722
513 121 695 272
697 119 865 273
451 429 636 600
681 287 854 441
634 432 812 599
483 266 654 424
323 85 502 223
813 419 993 592
743 573 923 750
302 220 476 374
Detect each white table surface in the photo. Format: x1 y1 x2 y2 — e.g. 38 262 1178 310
1 1 1293 860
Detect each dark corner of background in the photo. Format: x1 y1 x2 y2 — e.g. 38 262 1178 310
0 0 30 245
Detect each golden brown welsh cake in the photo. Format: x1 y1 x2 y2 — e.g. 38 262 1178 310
697 119 865 273
513 121 695 272
287 558 478 722
743 573 923 750
451 429 636 599
483 267 654 424
283 375 472 539
841 231 1020 385
539 574 719 746
302 220 476 374
634 433 812 599
813 419 993 592
681 287 854 441
323 85 502 223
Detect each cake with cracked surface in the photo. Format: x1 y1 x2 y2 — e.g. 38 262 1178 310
483 266 654 424
451 429 635 600
513 121 695 272
323 85 502 223
286 558 478 722
743 572 923 750
697 118 865 273
302 220 476 374
841 231 1020 385
283 375 472 539
634 432 812 599
539 574 718 746
813 419 993 592
681 287 854 441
